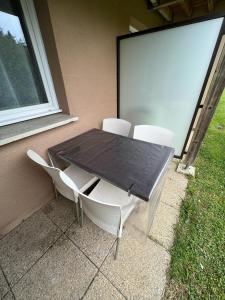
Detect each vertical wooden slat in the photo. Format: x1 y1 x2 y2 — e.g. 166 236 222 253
158 7 173 22
185 37 225 167
180 0 192 17
208 0 214 12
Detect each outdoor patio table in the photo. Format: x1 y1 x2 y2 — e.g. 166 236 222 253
48 128 175 233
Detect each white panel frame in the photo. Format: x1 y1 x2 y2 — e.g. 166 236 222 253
0 0 61 126
118 16 225 157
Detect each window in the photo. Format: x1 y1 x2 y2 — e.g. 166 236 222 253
0 0 60 126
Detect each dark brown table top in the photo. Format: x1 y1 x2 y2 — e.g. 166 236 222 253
48 128 174 201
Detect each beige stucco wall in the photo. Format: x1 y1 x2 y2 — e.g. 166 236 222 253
0 0 163 236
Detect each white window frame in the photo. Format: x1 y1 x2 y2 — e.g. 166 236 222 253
0 0 61 127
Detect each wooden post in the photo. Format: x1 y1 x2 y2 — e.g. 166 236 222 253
185 38 225 167
208 0 214 12
148 0 192 20
180 0 192 17
158 7 173 22
147 0 174 22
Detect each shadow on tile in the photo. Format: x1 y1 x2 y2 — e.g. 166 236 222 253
42 195 76 232
0 211 61 286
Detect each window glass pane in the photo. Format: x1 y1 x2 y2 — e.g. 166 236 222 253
0 0 48 111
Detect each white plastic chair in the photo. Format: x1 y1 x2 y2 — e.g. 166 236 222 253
133 125 174 147
102 118 131 137
27 149 97 222
78 179 138 259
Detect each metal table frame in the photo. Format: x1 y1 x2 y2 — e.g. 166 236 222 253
48 129 174 235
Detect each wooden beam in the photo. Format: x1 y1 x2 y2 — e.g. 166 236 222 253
150 0 183 10
158 7 173 21
208 0 214 12
147 0 174 21
185 38 225 167
180 0 192 17
148 0 192 21
193 0 207 8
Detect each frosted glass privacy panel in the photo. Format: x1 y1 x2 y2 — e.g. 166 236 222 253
119 18 223 156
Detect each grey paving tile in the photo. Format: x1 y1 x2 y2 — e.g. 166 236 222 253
13 235 97 300
100 225 170 300
83 272 125 300
0 268 10 298
162 168 187 209
2 291 15 300
160 182 183 210
66 216 116 267
42 195 76 232
127 199 149 235
0 211 61 286
128 164 187 242
149 202 180 249
128 199 180 249
168 161 178 171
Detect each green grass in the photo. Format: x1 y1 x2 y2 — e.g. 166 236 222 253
165 94 225 299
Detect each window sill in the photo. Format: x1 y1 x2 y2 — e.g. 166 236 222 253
0 113 78 146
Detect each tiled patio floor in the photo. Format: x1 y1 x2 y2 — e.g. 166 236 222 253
0 162 187 300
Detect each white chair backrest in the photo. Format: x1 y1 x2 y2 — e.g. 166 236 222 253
79 192 121 236
133 125 174 147
27 150 79 201
102 118 131 137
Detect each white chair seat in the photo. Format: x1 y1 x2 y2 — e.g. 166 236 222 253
64 165 98 193
73 179 138 258
89 180 137 223
27 149 97 225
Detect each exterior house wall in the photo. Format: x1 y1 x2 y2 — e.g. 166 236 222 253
0 0 163 236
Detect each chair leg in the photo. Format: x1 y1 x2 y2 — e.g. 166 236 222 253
53 184 59 201
80 206 84 227
114 238 120 260
75 202 80 224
